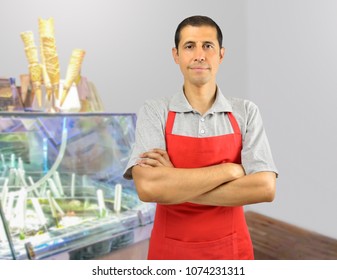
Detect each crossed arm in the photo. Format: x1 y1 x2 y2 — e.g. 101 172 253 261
131 149 276 206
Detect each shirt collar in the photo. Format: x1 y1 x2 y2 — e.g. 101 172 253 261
169 87 233 113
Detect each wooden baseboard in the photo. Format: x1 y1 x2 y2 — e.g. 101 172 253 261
245 211 337 260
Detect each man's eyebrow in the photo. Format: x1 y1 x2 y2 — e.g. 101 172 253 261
203 41 216 45
182 40 216 46
182 41 196 46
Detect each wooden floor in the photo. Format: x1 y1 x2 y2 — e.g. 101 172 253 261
245 211 337 260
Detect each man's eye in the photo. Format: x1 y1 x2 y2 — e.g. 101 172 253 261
185 45 193 49
204 44 214 49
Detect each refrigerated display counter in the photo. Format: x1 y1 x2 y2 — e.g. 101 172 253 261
0 112 155 259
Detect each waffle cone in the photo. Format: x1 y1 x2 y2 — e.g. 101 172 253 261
20 31 35 48
29 63 42 83
41 36 60 97
38 18 53 88
60 49 85 105
29 64 43 107
63 49 85 89
45 59 60 83
24 46 39 64
41 37 58 61
38 17 55 38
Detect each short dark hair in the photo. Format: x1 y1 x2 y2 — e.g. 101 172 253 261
174 15 223 49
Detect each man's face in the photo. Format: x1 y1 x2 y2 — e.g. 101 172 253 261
172 25 225 87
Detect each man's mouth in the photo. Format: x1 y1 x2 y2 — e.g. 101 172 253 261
189 66 209 70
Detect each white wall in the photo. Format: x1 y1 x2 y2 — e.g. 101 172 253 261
1 0 336 239
246 0 337 238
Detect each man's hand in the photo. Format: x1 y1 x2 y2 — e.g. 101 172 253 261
137 148 174 168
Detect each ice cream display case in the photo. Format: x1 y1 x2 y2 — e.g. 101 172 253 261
0 112 155 260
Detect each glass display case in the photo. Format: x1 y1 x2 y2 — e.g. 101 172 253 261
0 112 155 259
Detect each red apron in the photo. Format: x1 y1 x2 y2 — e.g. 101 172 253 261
147 111 254 260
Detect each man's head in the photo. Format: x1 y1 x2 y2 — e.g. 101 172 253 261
172 15 225 88
174 15 223 50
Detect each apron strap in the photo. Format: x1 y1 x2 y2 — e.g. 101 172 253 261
165 111 176 134
227 112 241 134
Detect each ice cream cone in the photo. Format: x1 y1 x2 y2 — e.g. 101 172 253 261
29 63 43 107
38 19 53 98
24 46 39 65
38 17 55 38
21 32 39 66
60 49 86 106
20 31 35 48
41 36 60 99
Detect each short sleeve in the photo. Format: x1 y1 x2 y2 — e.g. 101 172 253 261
123 100 167 180
240 101 278 176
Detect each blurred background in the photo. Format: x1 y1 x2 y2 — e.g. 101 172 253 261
1 0 336 240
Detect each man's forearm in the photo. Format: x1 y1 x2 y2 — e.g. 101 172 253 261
132 163 244 204
189 171 276 206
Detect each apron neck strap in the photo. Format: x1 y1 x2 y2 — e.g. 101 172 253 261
227 112 241 134
166 111 176 134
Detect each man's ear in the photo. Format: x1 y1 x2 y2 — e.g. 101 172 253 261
172 47 179 64
219 47 225 63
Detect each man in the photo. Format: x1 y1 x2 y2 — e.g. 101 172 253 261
123 15 278 260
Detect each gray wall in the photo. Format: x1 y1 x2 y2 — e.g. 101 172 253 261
1 0 336 239
0 0 248 113
245 0 337 238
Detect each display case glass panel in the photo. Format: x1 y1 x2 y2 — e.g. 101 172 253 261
0 112 154 259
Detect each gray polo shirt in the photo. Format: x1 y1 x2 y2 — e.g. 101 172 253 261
123 88 278 179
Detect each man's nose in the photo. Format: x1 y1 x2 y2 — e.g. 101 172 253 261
194 47 205 62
